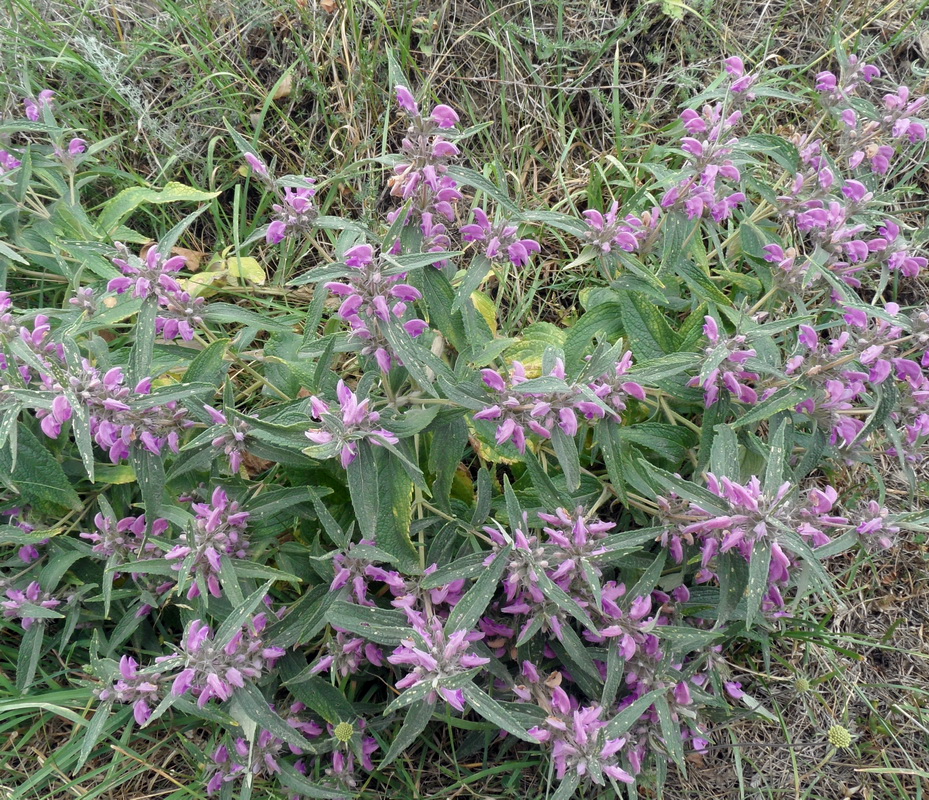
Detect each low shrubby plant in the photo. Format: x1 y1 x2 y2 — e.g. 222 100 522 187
1 50 928 798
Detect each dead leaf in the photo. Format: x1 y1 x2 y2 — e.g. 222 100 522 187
171 246 206 272
243 451 274 478
544 671 563 688
139 241 205 271
273 73 294 101
320 0 338 13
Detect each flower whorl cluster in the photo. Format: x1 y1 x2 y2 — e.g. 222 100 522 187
688 316 762 406
205 702 325 795
165 487 250 599
387 610 490 711
388 86 463 226
460 207 541 267
474 355 644 453
528 692 634 786
659 474 850 612
80 512 168 566
309 629 384 679
95 655 163 726
324 243 429 372
168 615 285 707
305 380 399 467
0 149 23 174
44 360 191 462
0 302 192 461
203 406 252 474
817 55 926 174
267 179 318 244
660 60 751 222
24 89 54 121
582 201 661 256
482 508 624 643
108 245 204 341
1 581 60 629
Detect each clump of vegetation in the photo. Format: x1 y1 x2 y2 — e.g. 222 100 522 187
2 2 929 799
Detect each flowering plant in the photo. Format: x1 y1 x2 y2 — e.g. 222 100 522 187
1 52 927 798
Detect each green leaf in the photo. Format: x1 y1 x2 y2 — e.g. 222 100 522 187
418 267 469 354
214 581 274 646
97 182 219 236
550 772 582 800
709 424 740 479
419 552 488 589
284 673 356 725
605 687 665 737
521 449 567 509
564 302 623 369
519 209 587 235
203 303 295 331
384 679 436 713
129 447 165 530
715 551 748 627
184 339 230 385
276 763 348 799
655 695 685 770
672 258 732 307
348 444 419 571
854 379 898 444
731 388 802 428
764 417 792 495
735 134 800 172
77 702 117 769
128 297 158 385
617 423 695 463
232 684 319 753
550 427 581 492
616 291 679 360
16 623 45 693
461 684 534 741
445 166 519 214
270 585 340 648
446 544 512 633
640 462 729 516
380 700 434 768
327 601 410 645
745 539 771 630
602 643 625 706
0 424 80 513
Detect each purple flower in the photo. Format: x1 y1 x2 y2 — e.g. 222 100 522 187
460 208 541 266
388 90 463 227
95 656 163 726
395 85 419 115
687 317 760 406
165 487 251 599
80 512 168 568
170 615 284 708
244 152 268 176
529 702 634 786
387 611 489 707
24 89 54 121
2 581 61 629
266 178 318 243
306 380 399 467
321 243 429 370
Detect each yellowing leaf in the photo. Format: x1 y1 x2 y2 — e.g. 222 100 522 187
471 290 497 335
182 270 225 298
225 256 266 286
97 182 219 236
